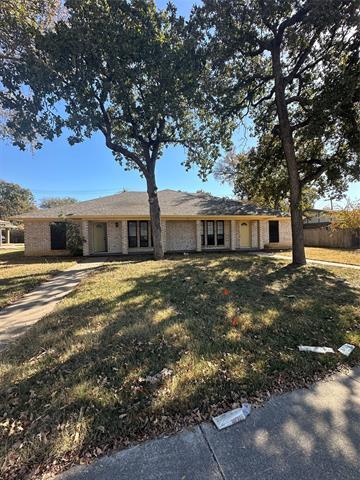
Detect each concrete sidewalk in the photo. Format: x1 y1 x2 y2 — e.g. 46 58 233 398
0 257 107 350
58 367 360 480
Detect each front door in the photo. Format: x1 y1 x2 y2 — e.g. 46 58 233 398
239 222 251 248
93 222 107 252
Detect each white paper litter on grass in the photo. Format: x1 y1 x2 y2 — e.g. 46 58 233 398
212 403 251 430
338 344 355 357
298 345 335 354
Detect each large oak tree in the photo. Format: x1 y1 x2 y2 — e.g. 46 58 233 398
1 0 231 259
193 0 359 265
0 180 35 218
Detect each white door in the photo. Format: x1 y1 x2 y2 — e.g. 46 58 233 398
239 222 251 248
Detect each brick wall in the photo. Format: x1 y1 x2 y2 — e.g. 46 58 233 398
166 220 197 251
24 220 71 256
259 220 269 248
279 220 292 245
107 221 122 253
24 217 292 256
251 220 259 248
82 221 90 256
263 219 292 248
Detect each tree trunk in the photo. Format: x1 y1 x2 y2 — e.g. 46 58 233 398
146 171 164 260
271 44 306 266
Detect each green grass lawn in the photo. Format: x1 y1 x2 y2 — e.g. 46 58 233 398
0 253 359 479
0 249 77 309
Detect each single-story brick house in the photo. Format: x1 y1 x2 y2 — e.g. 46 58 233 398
14 190 292 256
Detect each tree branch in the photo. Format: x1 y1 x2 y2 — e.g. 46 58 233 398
291 119 310 131
251 87 275 107
277 3 311 40
95 96 148 177
150 118 165 163
285 30 321 84
300 165 327 185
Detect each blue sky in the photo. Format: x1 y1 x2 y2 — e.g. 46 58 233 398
0 0 358 208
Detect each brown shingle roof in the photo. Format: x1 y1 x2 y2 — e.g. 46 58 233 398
14 190 289 219
0 220 17 228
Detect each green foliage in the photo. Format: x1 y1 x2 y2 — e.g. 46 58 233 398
0 0 65 143
193 0 359 194
65 221 83 256
215 136 320 211
40 197 78 209
2 0 231 173
331 199 360 231
0 180 35 219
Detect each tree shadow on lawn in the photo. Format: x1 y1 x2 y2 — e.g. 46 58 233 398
0 251 77 266
0 255 359 478
0 261 110 311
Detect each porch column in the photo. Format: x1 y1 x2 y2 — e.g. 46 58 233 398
0 229 2 247
258 220 265 249
121 220 128 254
81 220 90 256
230 220 237 251
161 220 167 253
5 228 10 243
196 220 202 252
251 221 258 249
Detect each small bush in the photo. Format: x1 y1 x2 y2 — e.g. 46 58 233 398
66 222 84 256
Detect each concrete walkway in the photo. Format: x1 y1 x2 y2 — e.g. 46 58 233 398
58 367 360 480
251 252 360 270
0 257 107 350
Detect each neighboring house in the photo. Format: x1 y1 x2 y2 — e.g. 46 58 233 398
303 208 337 226
303 207 359 248
0 220 17 246
13 190 292 256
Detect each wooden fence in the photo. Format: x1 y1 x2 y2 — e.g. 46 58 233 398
303 225 360 248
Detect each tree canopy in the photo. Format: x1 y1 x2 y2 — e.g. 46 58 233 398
2 0 231 258
331 199 360 231
214 135 320 211
39 197 78 209
0 0 65 141
193 0 359 264
0 180 35 219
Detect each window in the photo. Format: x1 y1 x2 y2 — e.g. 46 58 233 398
128 221 151 248
207 220 215 245
201 220 225 247
269 220 279 243
128 221 137 248
216 221 224 245
140 221 149 247
50 222 67 250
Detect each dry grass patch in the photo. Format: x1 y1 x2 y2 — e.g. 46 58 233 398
0 249 77 308
277 247 360 265
0 254 359 479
